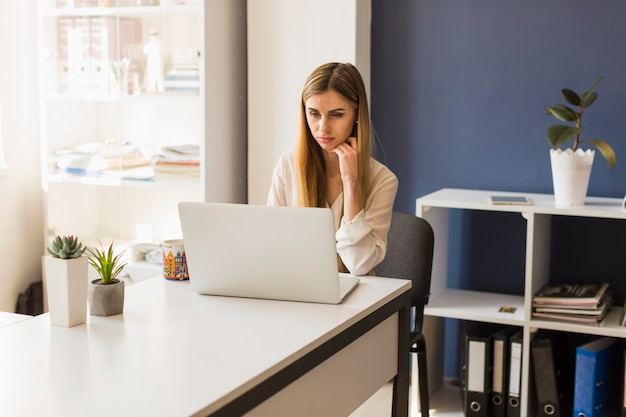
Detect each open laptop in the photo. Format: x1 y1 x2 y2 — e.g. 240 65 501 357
177 202 360 304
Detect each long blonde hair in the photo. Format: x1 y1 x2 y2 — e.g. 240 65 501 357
295 62 372 208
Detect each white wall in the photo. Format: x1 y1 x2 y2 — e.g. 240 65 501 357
247 0 371 204
0 2 45 311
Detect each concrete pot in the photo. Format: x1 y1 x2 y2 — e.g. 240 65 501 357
45 255 88 327
88 278 125 317
550 148 595 207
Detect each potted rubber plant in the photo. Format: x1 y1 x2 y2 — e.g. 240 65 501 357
45 235 88 327
546 76 616 206
87 238 128 317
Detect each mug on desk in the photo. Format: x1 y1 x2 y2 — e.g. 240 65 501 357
162 239 189 280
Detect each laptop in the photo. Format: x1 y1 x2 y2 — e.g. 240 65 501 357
177 202 360 304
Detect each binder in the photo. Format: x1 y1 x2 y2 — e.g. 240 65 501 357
491 326 517 417
622 348 626 417
461 321 499 417
573 336 620 417
550 332 578 417
506 329 535 417
531 332 561 417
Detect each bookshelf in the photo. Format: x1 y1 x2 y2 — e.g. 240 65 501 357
416 188 626 416
37 0 246 253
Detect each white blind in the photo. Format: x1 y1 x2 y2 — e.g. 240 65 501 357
0 98 6 176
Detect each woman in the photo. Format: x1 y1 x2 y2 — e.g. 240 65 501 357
267 62 398 276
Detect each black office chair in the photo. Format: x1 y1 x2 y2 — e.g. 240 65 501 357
375 211 434 417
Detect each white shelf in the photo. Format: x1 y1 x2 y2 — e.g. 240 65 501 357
425 289 525 326
416 188 626 417
416 187 626 219
47 172 200 189
530 307 626 338
42 91 201 102
41 4 200 18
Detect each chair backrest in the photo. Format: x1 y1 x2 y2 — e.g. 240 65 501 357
375 211 434 311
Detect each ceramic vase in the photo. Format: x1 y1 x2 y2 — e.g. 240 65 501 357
88 279 125 317
550 148 595 207
45 255 88 327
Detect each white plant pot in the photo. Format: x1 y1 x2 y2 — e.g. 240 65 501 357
550 148 595 207
44 255 88 327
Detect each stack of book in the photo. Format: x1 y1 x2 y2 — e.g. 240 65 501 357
163 63 200 94
152 144 200 176
532 282 613 326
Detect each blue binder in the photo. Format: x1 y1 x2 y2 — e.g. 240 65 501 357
573 337 620 417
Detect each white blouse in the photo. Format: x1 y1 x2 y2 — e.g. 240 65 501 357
267 151 399 275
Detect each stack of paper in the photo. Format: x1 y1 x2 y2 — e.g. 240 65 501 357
532 282 613 326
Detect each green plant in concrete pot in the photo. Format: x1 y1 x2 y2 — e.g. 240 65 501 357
87 238 128 317
45 235 88 327
546 76 617 206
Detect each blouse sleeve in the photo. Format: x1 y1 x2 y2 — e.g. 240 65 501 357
335 163 398 275
267 152 291 206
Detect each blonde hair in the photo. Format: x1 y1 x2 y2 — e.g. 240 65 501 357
295 62 372 208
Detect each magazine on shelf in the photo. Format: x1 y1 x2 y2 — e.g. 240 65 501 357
534 293 613 316
532 282 609 307
532 309 610 326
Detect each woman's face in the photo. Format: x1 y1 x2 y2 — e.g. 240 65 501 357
304 89 357 152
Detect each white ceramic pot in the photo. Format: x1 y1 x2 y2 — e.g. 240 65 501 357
45 255 88 327
550 148 595 206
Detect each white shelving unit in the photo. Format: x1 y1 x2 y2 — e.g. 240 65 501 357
37 0 246 270
37 1 245 312
415 188 626 416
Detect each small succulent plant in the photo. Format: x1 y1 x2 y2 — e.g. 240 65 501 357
87 238 128 285
47 235 87 259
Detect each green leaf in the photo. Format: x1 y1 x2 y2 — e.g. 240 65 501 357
87 237 127 284
547 124 581 147
583 139 616 169
561 88 580 106
580 76 604 108
546 105 577 122
580 91 598 108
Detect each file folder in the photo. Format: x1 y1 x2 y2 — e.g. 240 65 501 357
573 336 620 417
491 326 517 417
461 321 499 417
622 348 626 417
531 332 561 417
506 329 532 417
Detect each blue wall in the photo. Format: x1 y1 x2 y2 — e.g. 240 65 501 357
370 0 626 378
371 0 626 210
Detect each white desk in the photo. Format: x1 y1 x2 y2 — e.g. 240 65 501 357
0 276 411 417
0 311 31 328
